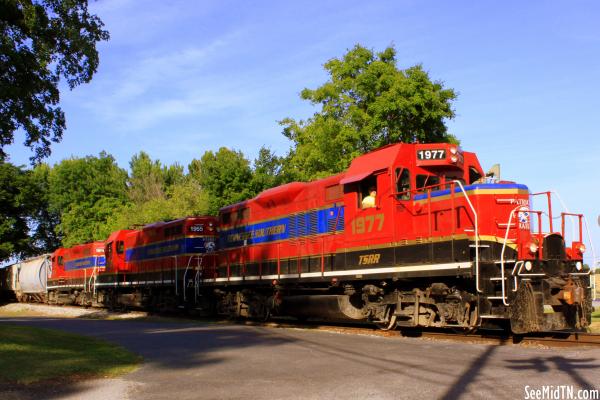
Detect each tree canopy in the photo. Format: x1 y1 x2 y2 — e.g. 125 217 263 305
190 147 254 215
0 0 109 162
0 161 31 261
281 44 457 180
48 152 128 247
107 152 207 230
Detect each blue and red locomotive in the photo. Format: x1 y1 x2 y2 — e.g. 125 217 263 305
45 216 218 309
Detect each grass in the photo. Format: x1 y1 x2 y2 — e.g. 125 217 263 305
0 324 141 384
590 307 600 333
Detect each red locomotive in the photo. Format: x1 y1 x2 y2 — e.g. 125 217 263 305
100 216 218 308
46 217 218 309
211 142 593 333
47 241 105 305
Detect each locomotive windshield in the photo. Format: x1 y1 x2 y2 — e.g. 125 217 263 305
415 174 440 193
394 168 410 200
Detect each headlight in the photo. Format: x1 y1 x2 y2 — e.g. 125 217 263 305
450 147 457 155
528 242 539 254
578 243 586 254
524 261 533 271
450 155 458 163
575 261 583 271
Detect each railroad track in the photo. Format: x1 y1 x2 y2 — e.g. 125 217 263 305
4 303 598 348
241 319 600 349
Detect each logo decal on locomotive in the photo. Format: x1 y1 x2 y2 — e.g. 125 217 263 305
358 253 381 265
227 224 286 243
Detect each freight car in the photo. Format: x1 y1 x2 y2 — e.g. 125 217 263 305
0 255 51 303
208 142 593 334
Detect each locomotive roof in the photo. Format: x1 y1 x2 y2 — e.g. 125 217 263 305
220 173 343 213
141 216 215 230
340 143 402 184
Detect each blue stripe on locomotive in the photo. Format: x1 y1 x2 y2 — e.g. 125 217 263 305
125 237 212 262
64 256 106 271
413 183 529 200
220 205 344 249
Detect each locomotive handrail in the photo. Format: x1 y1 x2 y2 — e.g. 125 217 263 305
531 191 554 232
173 256 178 296
452 181 481 293
183 255 200 302
194 255 203 303
500 205 525 306
392 180 481 292
88 265 98 297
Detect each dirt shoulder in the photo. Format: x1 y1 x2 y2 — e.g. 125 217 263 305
0 302 148 319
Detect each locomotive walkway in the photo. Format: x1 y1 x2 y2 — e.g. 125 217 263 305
1 316 599 400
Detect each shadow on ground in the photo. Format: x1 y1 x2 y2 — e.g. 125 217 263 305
1 316 599 400
0 317 297 399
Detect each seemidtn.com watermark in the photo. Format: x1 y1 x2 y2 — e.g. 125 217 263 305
525 385 600 400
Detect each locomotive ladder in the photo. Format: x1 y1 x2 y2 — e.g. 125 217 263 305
487 205 537 308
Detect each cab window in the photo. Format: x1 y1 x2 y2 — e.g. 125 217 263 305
57 256 64 266
358 176 377 208
416 174 440 193
469 167 482 184
221 212 231 225
395 168 411 200
444 174 464 189
116 241 124 254
164 225 183 237
236 207 250 223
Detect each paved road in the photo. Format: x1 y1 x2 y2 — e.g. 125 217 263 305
1 317 599 400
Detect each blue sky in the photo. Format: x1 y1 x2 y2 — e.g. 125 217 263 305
6 0 600 267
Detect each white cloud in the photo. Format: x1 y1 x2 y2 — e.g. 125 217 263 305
70 29 251 129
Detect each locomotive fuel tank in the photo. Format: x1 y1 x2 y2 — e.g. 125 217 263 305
278 294 366 321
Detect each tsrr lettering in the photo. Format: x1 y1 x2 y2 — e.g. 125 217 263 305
358 254 381 265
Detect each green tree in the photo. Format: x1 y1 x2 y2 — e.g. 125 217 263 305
127 151 185 204
108 153 206 230
24 163 61 253
0 161 30 262
281 44 457 180
48 152 128 246
127 151 167 204
190 147 253 215
108 178 209 230
0 0 109 162
250 146 285 194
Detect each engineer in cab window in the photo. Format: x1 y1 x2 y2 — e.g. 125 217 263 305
362 187 377 208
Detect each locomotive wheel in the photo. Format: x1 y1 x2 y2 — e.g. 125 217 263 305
376 315 397 331
375 306 397 331
450 326 477 335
